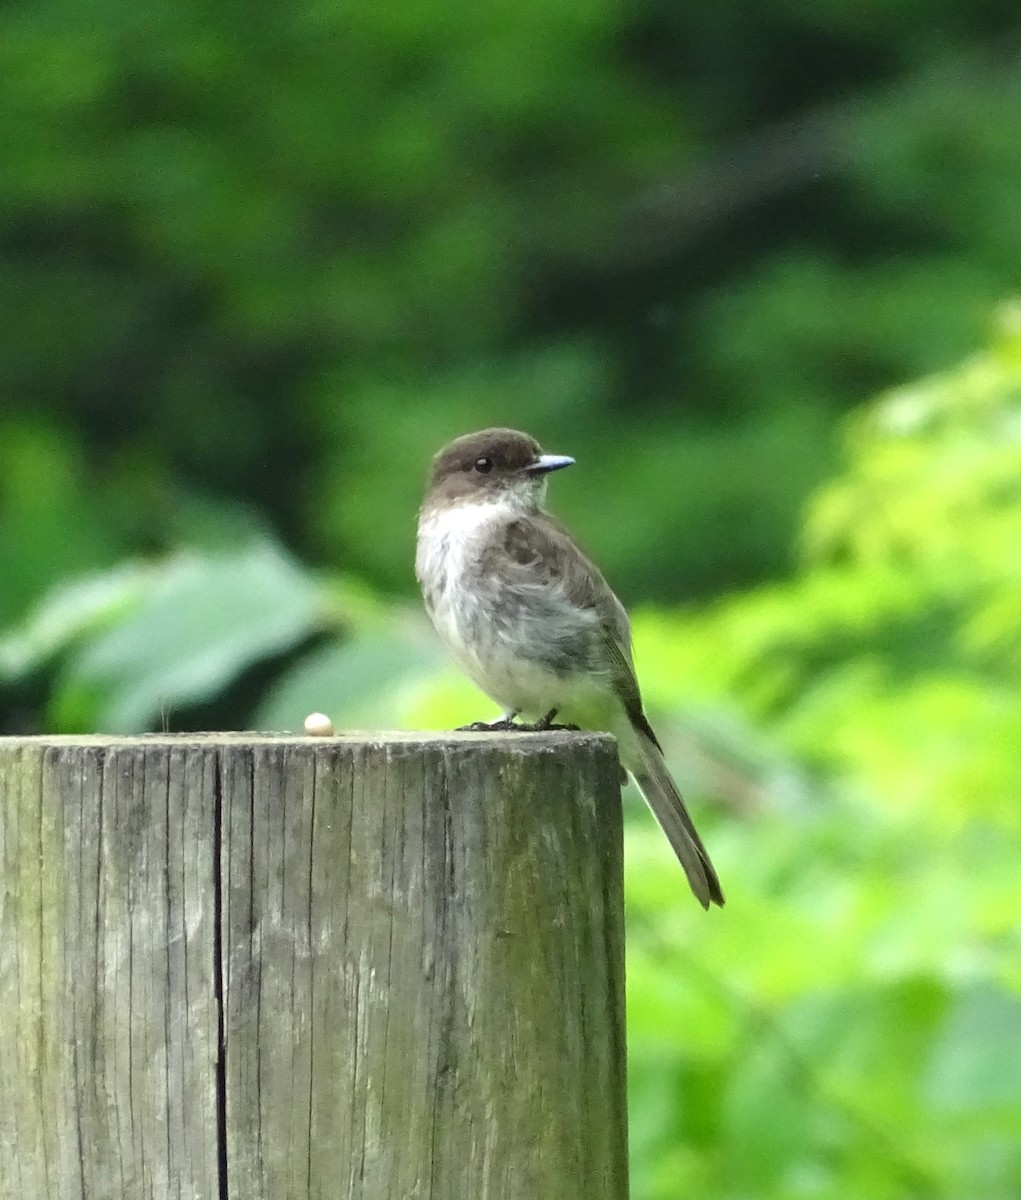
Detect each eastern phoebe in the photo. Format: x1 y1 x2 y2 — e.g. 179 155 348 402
416 427 724 909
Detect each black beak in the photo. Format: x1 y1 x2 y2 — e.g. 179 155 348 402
526 453 575 475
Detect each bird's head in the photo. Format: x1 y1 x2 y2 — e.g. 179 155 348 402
422 428 574 513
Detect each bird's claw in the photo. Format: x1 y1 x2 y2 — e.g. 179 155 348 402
455 709 581 733
454 720 582 733
531 708 579 732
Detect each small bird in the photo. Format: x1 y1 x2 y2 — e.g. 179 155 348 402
416 427 724 909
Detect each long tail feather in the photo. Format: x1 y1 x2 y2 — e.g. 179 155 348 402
628 731 725 909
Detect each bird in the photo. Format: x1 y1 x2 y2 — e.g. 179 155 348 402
415 427 724 909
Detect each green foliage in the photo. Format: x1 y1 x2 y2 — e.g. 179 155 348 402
0 420 122 625
1 538 332 731
52 542 328 731
1 0 1019 608
614 318 1021 1199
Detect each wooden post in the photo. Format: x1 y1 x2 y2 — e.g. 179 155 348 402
0 733 628 1199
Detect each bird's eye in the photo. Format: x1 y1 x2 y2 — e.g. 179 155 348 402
473 456 494 474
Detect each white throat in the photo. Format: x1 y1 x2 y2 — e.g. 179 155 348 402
419 497 503 542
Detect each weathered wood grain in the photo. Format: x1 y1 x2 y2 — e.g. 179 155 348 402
0 733 627 1200
0 739 221 1200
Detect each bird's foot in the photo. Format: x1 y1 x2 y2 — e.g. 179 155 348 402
512 722 581 732
515 708 581 733
455 709 581 733
455 712 521 733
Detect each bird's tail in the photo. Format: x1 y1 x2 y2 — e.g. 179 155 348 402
629 731 725 909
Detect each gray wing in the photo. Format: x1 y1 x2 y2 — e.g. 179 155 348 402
497 514 723 905
486 514 652 730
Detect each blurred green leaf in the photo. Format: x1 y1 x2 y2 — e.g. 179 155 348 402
51 542 326 731
0 561 153 681
924 985 1021 1115
255 623 446 731
0 420 122 625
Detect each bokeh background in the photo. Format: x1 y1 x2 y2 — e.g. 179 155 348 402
3 1 1021 1195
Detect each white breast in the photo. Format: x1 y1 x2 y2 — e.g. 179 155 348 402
416 501 501 604
416 500 606 717
416 500 503 668
419 503 531 699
